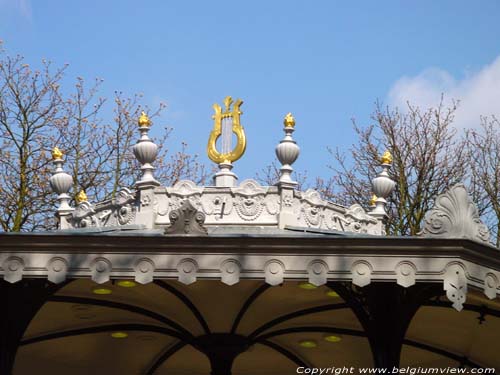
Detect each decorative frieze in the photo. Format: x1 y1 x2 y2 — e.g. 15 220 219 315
3 251 497 311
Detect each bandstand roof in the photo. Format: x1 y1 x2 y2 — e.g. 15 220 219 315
2 104 500 374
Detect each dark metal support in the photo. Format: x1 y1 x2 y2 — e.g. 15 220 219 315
49 295 193 338
230 283 270 334
145 341 187 374
20 323 186 346
0 279 68 375
154 280 211 334
328 281 443 369
248 303 348 340
254 326 366 342
257 340 311 368
403 339 482 368
192 334 250 375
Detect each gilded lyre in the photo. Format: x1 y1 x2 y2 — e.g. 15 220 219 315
207 96 246 164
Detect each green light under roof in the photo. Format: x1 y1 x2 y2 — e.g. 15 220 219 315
92 287 112 295
298 282 317 290
111 332 128 339
326 290 339 298
299 340 317 348
324 335 342 343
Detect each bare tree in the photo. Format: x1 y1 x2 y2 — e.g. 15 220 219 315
0 46 208 232
327 100 467 235
0 51 65 231
466 116 500 247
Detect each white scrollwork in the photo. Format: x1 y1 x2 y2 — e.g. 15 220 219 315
209 195 233 219
232 180 267 221
302 203 323 227
235 196 264 221
265 195 280 216
419 184 490 244
169 180 204 196
233 179 267 196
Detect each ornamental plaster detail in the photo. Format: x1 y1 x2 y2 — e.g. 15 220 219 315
419 184 490 244
396 261 417 288
90 258 112 284
444 263 468 311
2 256 24 283
53 176 382 234
165 200 208 236
177 258 198 285
71 188 136 228
1 252 499 310
308 260 329 286
484 273 499 300
220 259 241 286
47 257 69 284
351 261 373 287
264 260 285 286
134 258 155 284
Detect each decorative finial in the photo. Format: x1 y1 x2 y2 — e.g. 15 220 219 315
49 147 74 228
369 194 377 207
133 111 160 188
380 150 393 165
370 150 396 224
75 190 88 204
276 113 300 187
207 96 246 187
52 147 63 160
284 113 295 128
138 111 151 127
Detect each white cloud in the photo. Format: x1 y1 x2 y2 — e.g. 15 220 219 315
388 56 500 130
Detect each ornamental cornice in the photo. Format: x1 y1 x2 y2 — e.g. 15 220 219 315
0 234 499 311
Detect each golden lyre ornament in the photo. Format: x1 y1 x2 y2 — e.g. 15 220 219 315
284 112 295 127
75 190 88 204
380 150 393 164
52 147 63 160
369 194 377 206
207 96 246 164
138 111 151 127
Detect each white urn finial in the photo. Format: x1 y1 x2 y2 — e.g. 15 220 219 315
49 147 74 214
370 150 396 219
276 113 300 187
133 111 160 188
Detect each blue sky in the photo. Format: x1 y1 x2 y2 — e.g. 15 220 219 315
2 0 500 182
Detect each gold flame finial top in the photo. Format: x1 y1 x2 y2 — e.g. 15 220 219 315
380 150 393 164
138 111 151 127
52 147 63 160
369 194 377 206
75 190 88 204
284 113 295 128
